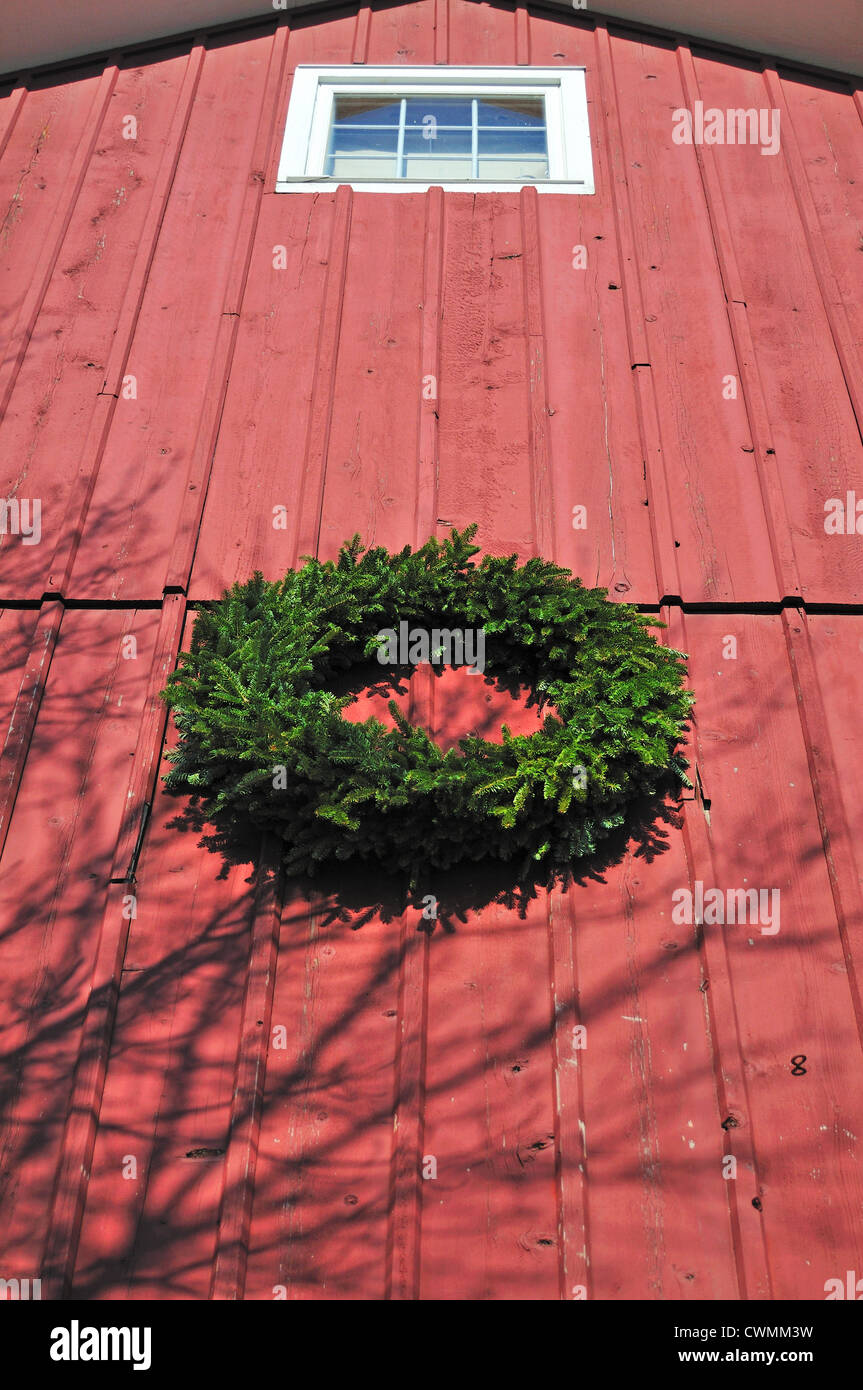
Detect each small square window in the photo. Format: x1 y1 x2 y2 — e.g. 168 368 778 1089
276 66 594 193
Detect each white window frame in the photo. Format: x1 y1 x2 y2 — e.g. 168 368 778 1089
275 65 594 194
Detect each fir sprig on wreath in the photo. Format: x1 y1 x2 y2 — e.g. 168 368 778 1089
160 526 693 878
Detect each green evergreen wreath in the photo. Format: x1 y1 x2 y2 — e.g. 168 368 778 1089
161 527 693 878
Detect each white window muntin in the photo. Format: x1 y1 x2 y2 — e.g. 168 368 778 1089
276 66 593 194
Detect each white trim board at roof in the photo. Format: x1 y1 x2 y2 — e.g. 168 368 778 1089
1 0 862 81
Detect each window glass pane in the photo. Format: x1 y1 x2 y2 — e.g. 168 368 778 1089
326 89 549 181
403 156 474 179
403 98 474 127
325 122 399 175
328 126 400 156
477 128 547 156
403 128 472 157
477 156 549 179
331 95 403 125
328 156 400 178
475 96 545 126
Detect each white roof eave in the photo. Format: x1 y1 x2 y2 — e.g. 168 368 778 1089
2 0 861 81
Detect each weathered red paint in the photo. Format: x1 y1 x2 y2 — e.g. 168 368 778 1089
1 0 863 1301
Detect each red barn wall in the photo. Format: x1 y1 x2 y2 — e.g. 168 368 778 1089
1 0 863 1299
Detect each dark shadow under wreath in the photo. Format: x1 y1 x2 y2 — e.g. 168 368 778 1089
160 526 693 879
